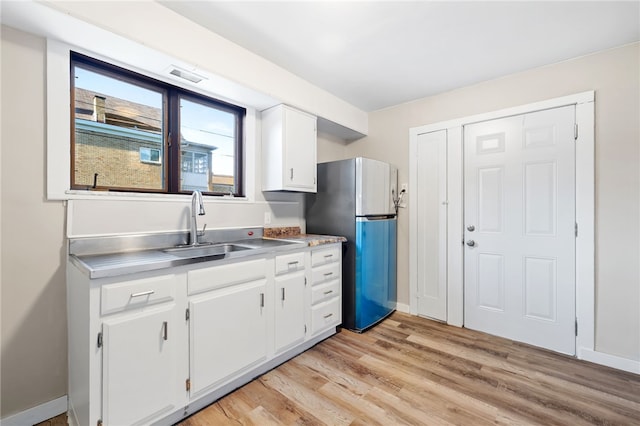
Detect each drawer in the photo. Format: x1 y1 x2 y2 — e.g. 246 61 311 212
311 279 340 305
311 246 340 267
188 258 267 295
311 262 341 286
310 297 341 335
274 252 305 275
101 274 176 315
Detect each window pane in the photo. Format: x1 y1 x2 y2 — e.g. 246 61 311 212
73 66 164 190
179 98 237 194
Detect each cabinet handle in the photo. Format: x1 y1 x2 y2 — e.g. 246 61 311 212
323 272 333 277
323 313 333 319
162 321 168 341
290 168 294 180
260 293 265 308
131 290 154 298
281 287 286 301
323 290 333 295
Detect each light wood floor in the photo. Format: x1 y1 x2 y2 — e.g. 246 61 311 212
179 312 640 426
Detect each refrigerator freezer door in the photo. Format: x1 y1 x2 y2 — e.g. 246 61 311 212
355 158 397 216
354 217 397 331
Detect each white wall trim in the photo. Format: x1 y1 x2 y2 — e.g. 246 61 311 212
408 91 615 367
410 91 595 136
0 396 67 426
396 302 411 314
579 349 640 375
446 126 464 327
575 100 596 354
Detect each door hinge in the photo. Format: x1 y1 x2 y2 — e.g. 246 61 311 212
574 124 578 141
575 319 578 336
186 378 191 392
185 308 190 321
97 332 103 348
575 222 578 237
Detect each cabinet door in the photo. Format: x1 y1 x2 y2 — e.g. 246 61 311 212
189 279 268 397
274 271 306 353
284 107 316 191
102 304 180 426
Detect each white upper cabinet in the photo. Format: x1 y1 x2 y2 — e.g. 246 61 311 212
262 104 317 192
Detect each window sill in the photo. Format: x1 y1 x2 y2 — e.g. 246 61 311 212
63 190 249 203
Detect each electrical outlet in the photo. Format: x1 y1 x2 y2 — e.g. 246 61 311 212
264 212 271 225
399 183 408 208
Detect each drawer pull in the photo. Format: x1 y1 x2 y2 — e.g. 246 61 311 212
162 321 168 341
131 290 154 298
323 272 333 277
323 290 334 295
287 261 299 266
324 254 333 259
323 313 333 319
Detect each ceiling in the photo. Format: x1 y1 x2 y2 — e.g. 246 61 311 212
162 2 638 112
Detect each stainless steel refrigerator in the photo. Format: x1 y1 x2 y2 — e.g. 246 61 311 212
306 157 398 332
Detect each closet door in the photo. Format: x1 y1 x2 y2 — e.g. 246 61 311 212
415 130 448 321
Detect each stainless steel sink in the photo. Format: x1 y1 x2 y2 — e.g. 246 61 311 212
163 243 252 258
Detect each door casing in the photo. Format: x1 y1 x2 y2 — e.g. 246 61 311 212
409 91 594 358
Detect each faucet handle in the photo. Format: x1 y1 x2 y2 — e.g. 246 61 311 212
197 224 207 237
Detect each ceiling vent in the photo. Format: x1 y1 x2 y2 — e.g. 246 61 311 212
169 66 205 84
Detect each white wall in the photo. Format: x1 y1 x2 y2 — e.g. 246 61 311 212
2 0 367 136
317 133 348 164
0 23 303 418
1 25 68 418
347 43 640 362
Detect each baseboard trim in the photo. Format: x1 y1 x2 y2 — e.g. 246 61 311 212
1 396 67 426
579 348 640 375
395 302 410 314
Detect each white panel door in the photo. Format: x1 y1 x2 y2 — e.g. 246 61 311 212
416 130 448 321
464 106 576 355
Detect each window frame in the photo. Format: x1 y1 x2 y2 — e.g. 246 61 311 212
140 147 162 165
70 51 246 196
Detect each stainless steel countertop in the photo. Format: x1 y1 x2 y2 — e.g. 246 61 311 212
70 237 306 279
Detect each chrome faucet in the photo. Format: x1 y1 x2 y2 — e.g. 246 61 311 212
190 190 206 246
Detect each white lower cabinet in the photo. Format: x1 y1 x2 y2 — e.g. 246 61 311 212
189 280 268 397
102 304 183 426
309 244 342 336
68 246 342 426
274 252 306 353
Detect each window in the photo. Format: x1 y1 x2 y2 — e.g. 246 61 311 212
140 147 161 164
71 52 245 196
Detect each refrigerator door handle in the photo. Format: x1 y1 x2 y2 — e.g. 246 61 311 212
357 215 396 221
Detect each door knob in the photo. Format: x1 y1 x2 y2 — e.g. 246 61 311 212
467 225 475 232
466 240 476 247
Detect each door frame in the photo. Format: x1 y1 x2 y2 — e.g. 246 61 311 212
409 91 594 358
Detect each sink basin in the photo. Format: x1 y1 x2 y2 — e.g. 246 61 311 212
164 243 252 258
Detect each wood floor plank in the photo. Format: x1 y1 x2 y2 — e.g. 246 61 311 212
179 312 640 426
